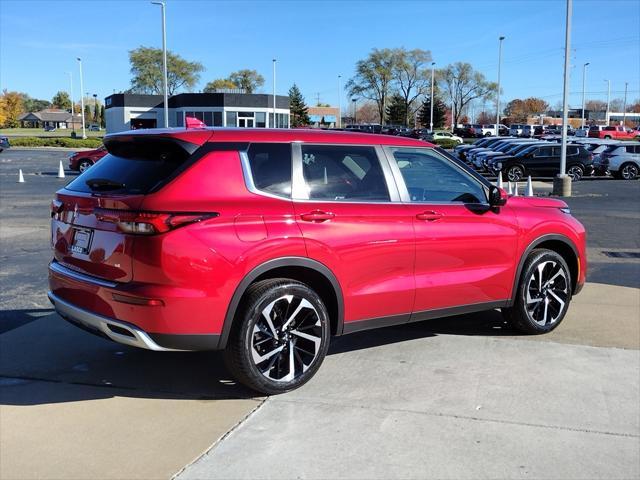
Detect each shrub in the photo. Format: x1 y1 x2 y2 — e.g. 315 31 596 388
9 137 103 148
432 138 460 149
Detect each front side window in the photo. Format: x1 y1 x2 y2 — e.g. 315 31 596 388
391 148 486 204
300 145 389 201
247 143 292 197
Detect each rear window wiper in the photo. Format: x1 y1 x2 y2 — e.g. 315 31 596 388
85 178 126 191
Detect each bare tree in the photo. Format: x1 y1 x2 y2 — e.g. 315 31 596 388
585 99 607 112
346 48 397 125
394 48 432 126
438 62 497 126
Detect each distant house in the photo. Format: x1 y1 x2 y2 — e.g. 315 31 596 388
18 109 83 129
307 106 339 128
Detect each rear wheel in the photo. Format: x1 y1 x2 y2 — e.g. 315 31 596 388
224 279 330 395
619 162 639 180
503 249 572 334
567 164 584 182
506 164 524 182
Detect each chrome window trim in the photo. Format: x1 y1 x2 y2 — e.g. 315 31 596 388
291 143 401 203
239 146 294 201
382 145 489 205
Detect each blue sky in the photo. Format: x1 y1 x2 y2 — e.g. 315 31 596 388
1 0 639 110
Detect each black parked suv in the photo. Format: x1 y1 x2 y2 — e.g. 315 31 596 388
493 144 593 182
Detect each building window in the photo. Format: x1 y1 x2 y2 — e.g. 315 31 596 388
226 111 237 127
176 111 184 127
256 112 266 128
204 112 213 126
238 111 254 118
213 112 223 126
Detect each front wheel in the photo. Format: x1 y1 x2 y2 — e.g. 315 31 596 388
619 162 639 180
506 164 524 182
224 279 330 394
502 249 572 334
567 164 584 182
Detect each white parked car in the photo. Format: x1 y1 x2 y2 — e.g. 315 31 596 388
521 125 542 137
508 124 526 136
429 131 464 144
480 124 509 136
602 142 640 180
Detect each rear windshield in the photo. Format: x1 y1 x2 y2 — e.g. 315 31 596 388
66 138 192 194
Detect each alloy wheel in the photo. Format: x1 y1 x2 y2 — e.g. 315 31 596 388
79 161 92 173
251 295 323 382
621 164 639 180
507 166 524 182
525 260 569 327
567 165 583 182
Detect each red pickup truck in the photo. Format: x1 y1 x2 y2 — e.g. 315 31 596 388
589 125 640 140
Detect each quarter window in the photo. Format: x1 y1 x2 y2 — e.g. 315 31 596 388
300 145 390 201
247 143 292 197
390 148 486 204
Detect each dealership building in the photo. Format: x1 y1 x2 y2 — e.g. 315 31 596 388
104 92 290 133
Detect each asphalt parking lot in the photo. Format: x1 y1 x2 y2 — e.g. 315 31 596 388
1 149 639 479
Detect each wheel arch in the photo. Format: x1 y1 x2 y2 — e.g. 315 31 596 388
508 234 580 306
218 257 344 349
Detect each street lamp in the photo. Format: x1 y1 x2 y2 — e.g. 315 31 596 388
67 72 75 134
604 79 610 126
495 36 505 136
272 59 277 128
352 98 357 123
93 94 98 125
430 61 436 132
555 0 572 197
77 57 86 139
337 75 342 128
151 1 169 128
623 81 628 126
581 62 589 129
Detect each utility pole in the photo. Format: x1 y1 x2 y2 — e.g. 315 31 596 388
337 75 342 128
272 59 277 128
77 57 86 139
151 1 169 128
495 36 505 136
604 79 610 125
67 72 75 134
352 98 357 123
581 62 589 129
622 81 628 126
554 0 572 197
316 92 321 106
430 61 435 132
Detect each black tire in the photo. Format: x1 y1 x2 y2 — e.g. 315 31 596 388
224 278 331 395
567 164 584 182
619 162 639 180
485 132 492 137
506 164 524 182
78 160 93 173
502 249 572 334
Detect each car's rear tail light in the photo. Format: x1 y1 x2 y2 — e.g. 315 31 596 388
50 200 64 219
94 208 218 235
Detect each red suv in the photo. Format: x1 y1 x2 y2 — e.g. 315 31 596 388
68 146 107 172
48 128 586 394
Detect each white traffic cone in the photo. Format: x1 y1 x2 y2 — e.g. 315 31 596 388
496 171 503 189
17 169 25 183
507 181 513 195
57 160 65 179
526 176 534 197
513 182 519 196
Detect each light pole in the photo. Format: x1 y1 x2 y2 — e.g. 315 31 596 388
554 0 572 197
151 1 169 128
93 94 98 125
337 75 342 128
77 57 86 139
272 59 277 128
580 62 589 129
495 36 505 136
67 72 75 134
604 79 610 125
352 98 357 124
622 81 628 126
430 61 435 132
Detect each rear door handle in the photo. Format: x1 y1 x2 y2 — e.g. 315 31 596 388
416 211 443 221
300 210 335 222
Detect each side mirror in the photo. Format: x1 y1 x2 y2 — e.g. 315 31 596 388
489 185 508 207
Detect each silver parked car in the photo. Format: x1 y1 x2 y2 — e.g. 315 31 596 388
602 143 640 180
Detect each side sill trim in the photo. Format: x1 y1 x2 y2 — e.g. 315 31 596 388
147 333 221 351
342 300 509 335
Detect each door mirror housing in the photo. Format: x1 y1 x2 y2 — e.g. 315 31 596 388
489 185 508 207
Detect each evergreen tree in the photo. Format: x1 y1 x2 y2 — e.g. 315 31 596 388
288 84 310 127
385 94 407 126
419 96 447 129
100 105 106 128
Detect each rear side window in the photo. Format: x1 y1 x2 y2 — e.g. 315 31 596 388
66 138 192 194
246 143 292 198
300 145 389 201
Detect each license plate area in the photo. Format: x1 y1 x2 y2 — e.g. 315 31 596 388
71 228 93 254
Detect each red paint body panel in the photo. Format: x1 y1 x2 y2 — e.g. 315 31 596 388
68 146 107 171
49 128 587 345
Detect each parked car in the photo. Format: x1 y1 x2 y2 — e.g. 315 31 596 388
0 135 10 153
68 145 107 172
509 124 527 136
494 143 593 182
589 125 640 140
454 124 477 137
480 124 509 136
521 125 542 137
485 141 549 172
88 125 102 132
426 131 464 144
469 124 485 137
47 127 586 394
44 125 56 132
599 142 640 180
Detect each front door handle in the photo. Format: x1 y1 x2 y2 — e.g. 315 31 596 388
416 211 443 221
300 210 335 222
